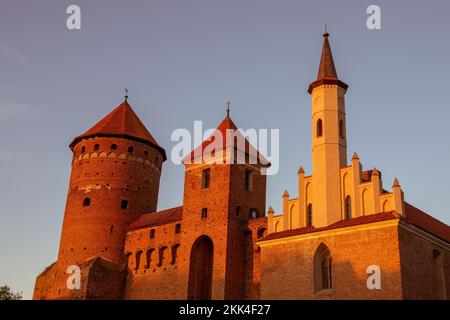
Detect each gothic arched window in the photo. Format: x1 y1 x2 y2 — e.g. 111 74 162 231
345 196 352 220
316 119 323 138
314 244 332 292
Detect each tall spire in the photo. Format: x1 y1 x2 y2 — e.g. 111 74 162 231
317 32 337 80
308 31 348 94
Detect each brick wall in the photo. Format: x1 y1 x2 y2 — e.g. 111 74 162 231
398 223 450 299
259 221 404 299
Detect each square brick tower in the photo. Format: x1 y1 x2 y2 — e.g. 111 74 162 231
176 110 270 299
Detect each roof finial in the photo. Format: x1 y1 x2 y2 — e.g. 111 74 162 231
124 88 128 102
323 21 329 37
226 101 231 118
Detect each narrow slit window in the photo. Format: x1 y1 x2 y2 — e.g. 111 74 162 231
307 204 313 227
202 169 211 189
201 208 208 219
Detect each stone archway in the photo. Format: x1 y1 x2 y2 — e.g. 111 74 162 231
188 235 214 300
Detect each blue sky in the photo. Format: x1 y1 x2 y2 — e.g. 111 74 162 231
0 0 449 299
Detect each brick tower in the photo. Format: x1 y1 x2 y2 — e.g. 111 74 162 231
178 109 270 299
34 95 166 299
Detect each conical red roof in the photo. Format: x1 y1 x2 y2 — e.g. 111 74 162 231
183 115 270 166
70 101 166 160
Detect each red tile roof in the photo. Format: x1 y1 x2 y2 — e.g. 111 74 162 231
260 211 401 242
70 101 166 160
182 115 270 165
260 204 450 243
128 206 183 230
404 202 450 243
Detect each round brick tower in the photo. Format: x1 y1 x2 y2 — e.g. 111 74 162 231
57 96 166 267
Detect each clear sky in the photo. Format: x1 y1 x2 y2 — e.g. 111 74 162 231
1 0 449 299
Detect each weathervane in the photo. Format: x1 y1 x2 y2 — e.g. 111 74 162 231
124 88 128 102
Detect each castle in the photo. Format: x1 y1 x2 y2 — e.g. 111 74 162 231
34 33 449 300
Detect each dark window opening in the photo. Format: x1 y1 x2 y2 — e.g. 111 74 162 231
121 200 128 209
236 206 241 217
93 144 99 151
316 119 323 138
201 208 208 219
149 229 155 239
307 204 313 227
128 146 134 153
171 244 180 265
202 169 211 189
144 150 149 157
244 169 253 191
110 144 117 150
158 246 167 267
257 227 267 239
145 249 154 269
345 196 352 220
339 119 345 138
135 251 143 270
175 223 181 234
83 197 91 207
81 146 86 153
314 244 332 292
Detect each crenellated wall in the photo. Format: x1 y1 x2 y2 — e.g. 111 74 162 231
124 220 183 299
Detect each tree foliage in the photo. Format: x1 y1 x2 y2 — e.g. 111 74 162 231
0 285 23 300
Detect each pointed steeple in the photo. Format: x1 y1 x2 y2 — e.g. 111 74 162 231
317 32 338 80
393 177 401 188
308 32 348 94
